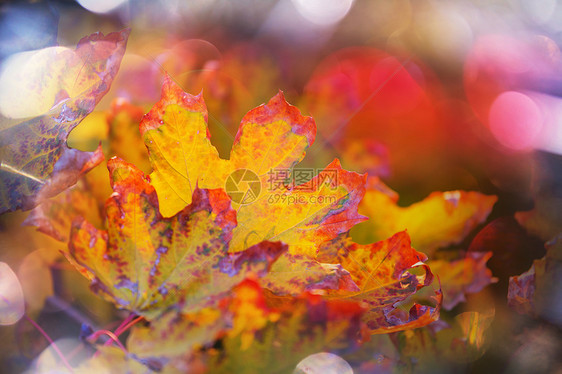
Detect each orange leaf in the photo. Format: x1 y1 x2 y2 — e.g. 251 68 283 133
318 231 442 334
66 158 286 319
140 77 365 254
352 177 497 254
139 77 366 294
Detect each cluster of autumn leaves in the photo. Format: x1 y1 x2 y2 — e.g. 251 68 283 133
3 29 546 373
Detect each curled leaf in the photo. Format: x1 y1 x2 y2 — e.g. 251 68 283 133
0 29 129 213
508 235 562 326
138 77 367 294
318 231 442 333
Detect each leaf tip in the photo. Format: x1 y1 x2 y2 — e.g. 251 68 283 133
261 90 317 146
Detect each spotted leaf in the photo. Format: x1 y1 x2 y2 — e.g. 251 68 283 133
66 158 286 319
140 77 366 255
0 29 129 213
318 231 442 334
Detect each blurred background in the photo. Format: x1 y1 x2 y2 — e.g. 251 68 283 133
0 0 561 373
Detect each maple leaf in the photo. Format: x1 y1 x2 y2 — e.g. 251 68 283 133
140 76 365 254
0 30 129 214
66 158 286 319
352 177 497 255
428 252 497 310
138 77 365 294
317 231 442 334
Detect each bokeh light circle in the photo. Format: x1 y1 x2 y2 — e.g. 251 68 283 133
291 0 354 26
0 262 25 325
77 0 128 14
294 352 353 374
488 91 543 151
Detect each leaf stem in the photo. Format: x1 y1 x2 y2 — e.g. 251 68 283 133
88 330 127 352
100 314 144 349
113 313 135 336
115 315 144 337
24 313 74 373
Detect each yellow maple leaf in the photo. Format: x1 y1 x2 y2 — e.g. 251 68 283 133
140 77 366 257
352 177 497 254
